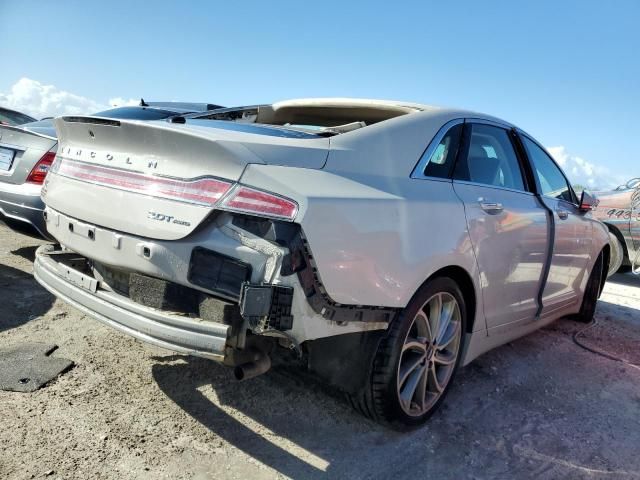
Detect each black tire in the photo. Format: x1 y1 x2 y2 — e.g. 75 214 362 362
607 231 624 277
349 277 467 428
574 252 604 323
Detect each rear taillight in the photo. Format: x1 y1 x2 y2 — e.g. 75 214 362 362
26 151 56 184
51 158 298 220
54 159 233 206
219 185 298 220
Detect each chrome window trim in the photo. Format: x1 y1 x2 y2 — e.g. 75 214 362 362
0 142 27 152
410 118 464 180
464 117 514 130
452 179 535 196
417 176 452 183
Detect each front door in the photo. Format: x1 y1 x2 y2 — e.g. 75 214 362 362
453 122 549 330
520 135 592 312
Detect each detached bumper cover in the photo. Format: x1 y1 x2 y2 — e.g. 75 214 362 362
34 244 230 360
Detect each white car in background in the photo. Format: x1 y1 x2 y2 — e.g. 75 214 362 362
34 99 609 427
592 178 640 276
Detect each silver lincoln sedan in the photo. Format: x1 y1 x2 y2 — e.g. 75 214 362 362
34 98 609 427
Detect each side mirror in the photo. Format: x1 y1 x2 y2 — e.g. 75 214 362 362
579 190 598 212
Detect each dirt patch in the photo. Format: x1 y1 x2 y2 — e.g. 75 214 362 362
1 221 639 479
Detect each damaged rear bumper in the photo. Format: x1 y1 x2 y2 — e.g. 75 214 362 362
34 244 231 360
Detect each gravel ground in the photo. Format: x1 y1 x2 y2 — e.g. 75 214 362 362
1 220 639 480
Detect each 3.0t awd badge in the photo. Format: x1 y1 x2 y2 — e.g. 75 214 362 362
147 211 191 227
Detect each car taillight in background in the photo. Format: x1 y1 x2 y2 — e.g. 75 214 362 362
26 151 56 184
219 186 298 221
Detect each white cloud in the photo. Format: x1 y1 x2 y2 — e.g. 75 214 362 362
0 78 628 192
546 146 625 191
108 97 140 107
0 78 144 119
0 78 108 119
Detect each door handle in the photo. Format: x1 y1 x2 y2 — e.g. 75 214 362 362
557 209 569 220
478 199 504 214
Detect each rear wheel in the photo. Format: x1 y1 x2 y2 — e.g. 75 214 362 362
607 231 624 277
573 252 604 323
351 277 466 427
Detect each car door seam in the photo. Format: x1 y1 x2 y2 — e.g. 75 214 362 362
451 181 489 336
535 196 555 318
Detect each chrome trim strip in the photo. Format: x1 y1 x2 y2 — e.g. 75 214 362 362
464 117 514 130
410 118 464 180
0 142 27 152
51 158 233 207
452 179 535 196
0 197 44 211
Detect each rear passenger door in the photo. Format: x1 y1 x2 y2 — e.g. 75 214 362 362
519 135 591 312
452 121 549 330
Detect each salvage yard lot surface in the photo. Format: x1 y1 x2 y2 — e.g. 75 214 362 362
1 221 639 480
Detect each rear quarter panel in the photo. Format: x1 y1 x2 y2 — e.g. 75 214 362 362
242 165 479 311
240 111 483 327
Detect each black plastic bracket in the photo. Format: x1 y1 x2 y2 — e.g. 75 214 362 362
239 283 294 332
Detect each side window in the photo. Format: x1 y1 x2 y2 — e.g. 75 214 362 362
422 123 463 178
521 136 575 203
453 124 526 191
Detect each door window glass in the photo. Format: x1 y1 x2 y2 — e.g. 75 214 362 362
522 136 575 203
454 124 526 191
422 123 463 178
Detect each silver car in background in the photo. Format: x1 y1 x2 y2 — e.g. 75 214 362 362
0 102 222 237
34 98 609 427
0 119 57 236
0 106 37 126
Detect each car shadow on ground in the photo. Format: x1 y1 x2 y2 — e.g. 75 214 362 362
152 356 389 479
11 245 39 262
0 218 44 241
0 263 55 333
607 271 640 287
152 301 640 478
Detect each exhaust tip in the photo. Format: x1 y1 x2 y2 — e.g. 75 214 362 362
233 353 271 381
233 366 246 381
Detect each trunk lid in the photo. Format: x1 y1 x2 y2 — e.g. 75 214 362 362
0 124 57 184
43 117 329 240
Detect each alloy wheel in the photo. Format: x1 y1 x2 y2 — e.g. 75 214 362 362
396 292 462 417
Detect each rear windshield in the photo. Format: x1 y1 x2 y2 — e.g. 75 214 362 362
22 119 57 137
185 119 323 139
0 108 37 125
91 106 186 120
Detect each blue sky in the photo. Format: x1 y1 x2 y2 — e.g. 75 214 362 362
1 0 638 188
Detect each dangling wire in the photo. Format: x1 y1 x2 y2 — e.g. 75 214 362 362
573 319 640 370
